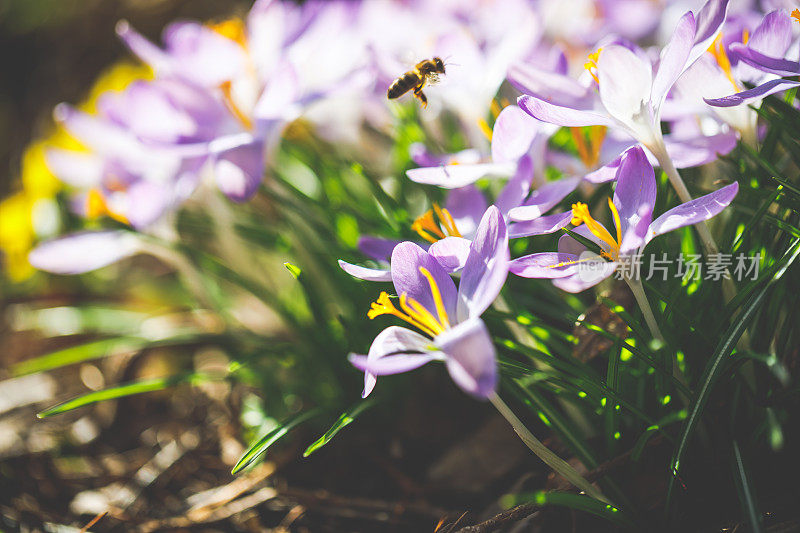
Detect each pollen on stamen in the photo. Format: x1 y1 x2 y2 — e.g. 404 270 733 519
792 9 800 24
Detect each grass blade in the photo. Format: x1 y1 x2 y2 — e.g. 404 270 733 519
732 440 763 533
303 400 376 457
232 409 322 474
500 491 634 529
37 372 215 418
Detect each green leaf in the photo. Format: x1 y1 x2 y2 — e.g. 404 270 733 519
500 491 634 529
303 400 376 457
232 409 322 474
13 337 146 376
37 372 216 418
732 440 763 533
667 238 800 507
284 262 303 279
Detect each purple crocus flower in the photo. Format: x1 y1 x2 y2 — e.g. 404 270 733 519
509 146 739 292
704 10 800 108
516 0 730 165
349 206 509 399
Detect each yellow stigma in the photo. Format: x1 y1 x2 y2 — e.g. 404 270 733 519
570 199 621 260
220 80 253 130
742 29 749 45
708 34 740 91
570 126 607 169
368 267 451 338
792 9 800 24
411 203 462 243
85 188 128 224
477 118 493 141
584 48 602 85
209 18 247 47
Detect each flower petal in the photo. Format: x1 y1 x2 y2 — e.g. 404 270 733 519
747 10 793 60
338 260 393 282
214 141 265 202
651 12 696 109
613 146 656 253
45 149 104 188
518 95 616 128
508 177 580 222
445 185 488 239
457 206 509 321
508 63 592 107
391 242 458 320
358 236 399 262
349 326 440 397
552 259 618 293
663 131 737 168
704 79 800 107
509 252 579 279
647 182 738 243
429 237 472 274
688 0 729 66
495 155 533 216
406 163 514 188
509 211 573 238
728 43 800 77
491 105 539 163
436 317 497 399
597 45 653 132
29 231 141 275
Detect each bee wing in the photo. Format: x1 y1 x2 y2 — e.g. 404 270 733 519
427 73 442 85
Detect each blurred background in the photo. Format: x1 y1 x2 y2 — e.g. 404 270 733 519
0 0 252 197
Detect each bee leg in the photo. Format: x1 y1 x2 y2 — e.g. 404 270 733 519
413 87 428 108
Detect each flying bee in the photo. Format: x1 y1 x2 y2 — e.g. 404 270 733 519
387 57 445 108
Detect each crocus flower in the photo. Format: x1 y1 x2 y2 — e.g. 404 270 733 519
670 9 796 142
349 206 509 399
517 0 730 167
509 146 739 292
704 9 800 109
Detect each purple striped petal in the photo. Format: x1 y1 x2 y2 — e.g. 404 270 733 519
29 231 141 275
747 10 793 59
646 182 738 244
349 326 441 397
507 62 592 107
688 0 729 66
518 95 615 128
613 146 656 253
704 79 800 107
437 317 497 399
391 242 458 321
457 206 509 321
552 260 618 293
509 211 573 238
728 43 800 77
508 177 580 222
446 185 488 239
652 12 696 108
509 252 579 279
429 237 472 274
495 155 533 216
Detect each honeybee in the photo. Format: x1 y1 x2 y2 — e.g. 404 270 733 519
387 57 446 108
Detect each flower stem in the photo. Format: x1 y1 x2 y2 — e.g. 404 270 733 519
651 144 736 302
623 276 664 343
489 393 611 504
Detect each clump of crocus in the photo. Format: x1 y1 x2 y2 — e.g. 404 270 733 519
349 206 509 399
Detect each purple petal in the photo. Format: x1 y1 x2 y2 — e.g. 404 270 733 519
29 231 140 275
358 236 399 262
664 131 737 168
495 155 533 216
45 149 104 188
552 260 618 293
747 10 793 59
728 43 800 77
508 177 580 222
53 104 141 159
558 225 603 256
123 180 173 229
406 163 514 188
613 146 656 253
507 62 592 107
214 141 264 202
584 155 623 184
688 0 730 66
429 237 472 274
647 182 738 243
445 185 488 239
704 79 800 107
652 12 696 108
457 206 509 321
349 326 440 397
509 252 579 279
391 242 458 320
436 317 497 399
409 144 480 167
491 105 539 163
518 95 615 128
509 211 573 238
338 260 392 282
